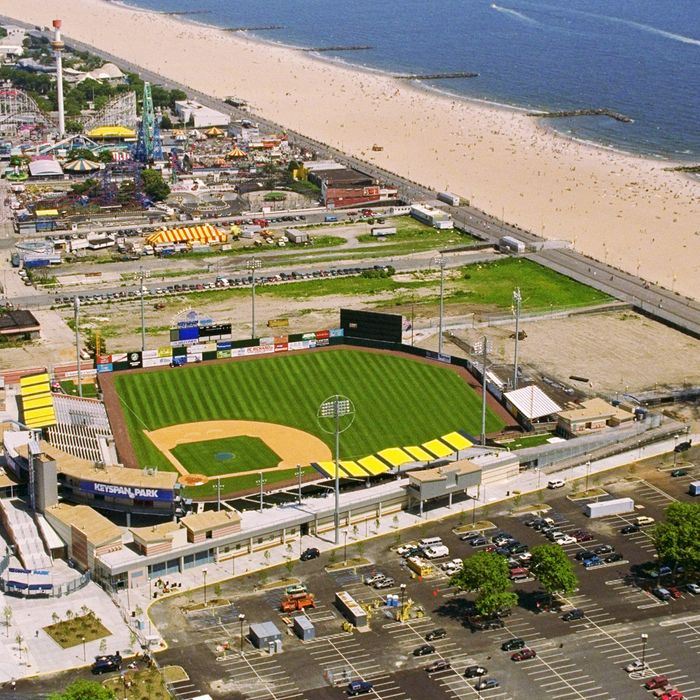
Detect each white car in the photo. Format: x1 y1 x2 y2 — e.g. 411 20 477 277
396 544 416 556
555 535 577 546
686 583 700 595
624 660 644 673
364 573 387 586
548 479 566 489
440 558 463 571
518 551 533 562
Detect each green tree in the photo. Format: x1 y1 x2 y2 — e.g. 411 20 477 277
530 544 578 605
284 558 295 578
654 502 700 578
65 119 84 134
159 112 173 130
449 551 517 617
48 679 116 700
98 150 114 164
141 168 171 201
3 605 12 636
85 330 106 357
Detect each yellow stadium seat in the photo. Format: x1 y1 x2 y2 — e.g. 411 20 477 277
340 461 369 478
422 439 454 458
377 447 413 468
358 455 389 476
403 445 434 462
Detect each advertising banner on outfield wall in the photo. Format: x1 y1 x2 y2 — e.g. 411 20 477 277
79 480 174 502
216 349 231 359
142 350 159 359
127 352 142 369
112 353 127 364
274 342 288 352
158 346 172 358
97 355 112 365
329 328 344 338
143 357 171 368
315 329 330 340
96 363 113 373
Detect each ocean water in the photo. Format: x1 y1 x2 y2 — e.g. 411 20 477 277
127 0 700 160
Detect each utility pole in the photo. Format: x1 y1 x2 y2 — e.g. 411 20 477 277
247 257 261 339
512 287 522 390
296 464 302 505
480 336 489 446
432 255 446 355
139 267 149 351
73 296 83 398
257 472 265 513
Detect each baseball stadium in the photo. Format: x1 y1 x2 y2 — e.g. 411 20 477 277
99 343 509 501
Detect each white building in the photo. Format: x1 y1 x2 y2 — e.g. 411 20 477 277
230 119 260 144
174 100 230 128
410 203 454 230
0 25 26 59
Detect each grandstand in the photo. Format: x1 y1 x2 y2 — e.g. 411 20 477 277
0 498 52 570
47 394 114 463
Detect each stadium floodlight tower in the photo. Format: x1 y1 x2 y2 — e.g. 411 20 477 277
512 287 522 389
246 256 262 339
51 19 65 137
432 254 447 355
317 395 355 545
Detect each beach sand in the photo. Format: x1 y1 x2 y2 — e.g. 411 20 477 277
3 0 698 298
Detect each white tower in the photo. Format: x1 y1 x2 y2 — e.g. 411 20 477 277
51 19 65 137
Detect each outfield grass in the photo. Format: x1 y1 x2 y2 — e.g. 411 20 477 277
171 436 281 476
60 380 98 398
113 349 503 476
184 467 310 498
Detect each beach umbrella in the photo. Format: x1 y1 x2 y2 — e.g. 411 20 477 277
226 146 247 159
205 127 225 138
63 158 101 173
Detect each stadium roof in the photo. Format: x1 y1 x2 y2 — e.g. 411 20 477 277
28 160 63 177
504 385 562 420
46 503 121 547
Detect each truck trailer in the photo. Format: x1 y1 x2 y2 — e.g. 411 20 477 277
689 481 700 497
584 497 634 518
437 191 460 206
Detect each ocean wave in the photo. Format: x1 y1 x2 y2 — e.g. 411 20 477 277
490 3 539 26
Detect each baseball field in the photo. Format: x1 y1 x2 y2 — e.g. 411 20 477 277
106 347 507 497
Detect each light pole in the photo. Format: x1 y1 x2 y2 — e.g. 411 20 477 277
296 463 303 505
202 568 208 606
512 287 522 390
139 267 149 351
432 255 446 355
399 583 407 622
73 296 83 398
343 530 348 564
247 256 262 339
81 635 86 662
239 613 246 656
585 460 591 493
640 632 648 669
477 336 491 446
672 434 679 469
257 472 265 513
318 396 355 545
215 476 223 512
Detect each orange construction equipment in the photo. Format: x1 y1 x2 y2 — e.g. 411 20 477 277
280 593 315 613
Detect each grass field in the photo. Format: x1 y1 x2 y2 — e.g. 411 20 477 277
60 380 98 398
113 349 504 481
171 436 281 476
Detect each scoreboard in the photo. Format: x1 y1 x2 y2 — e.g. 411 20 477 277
169 322 232 345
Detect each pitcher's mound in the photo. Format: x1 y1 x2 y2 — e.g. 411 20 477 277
179 474 209 486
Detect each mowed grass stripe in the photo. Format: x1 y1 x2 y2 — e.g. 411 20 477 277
113 349 505 472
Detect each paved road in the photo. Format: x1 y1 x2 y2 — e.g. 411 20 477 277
2 16 698 337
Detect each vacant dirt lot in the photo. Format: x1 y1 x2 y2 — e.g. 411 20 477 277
451 310 699 395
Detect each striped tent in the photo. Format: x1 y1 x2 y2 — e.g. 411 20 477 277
111 151 131 161
226 147 247 159
205 127 225 138
145 223 227 246
63 158 101 173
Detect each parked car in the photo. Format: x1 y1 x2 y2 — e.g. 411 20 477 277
413 644 436 657
364 573 387 586
468 616 504 631
645 676 670 690
501 638 525 651
374 578 395 589
396 544 416 555
624 660 645 673
475 679 500 691
511 648 537 662
605 553 624 564
653 587 672 601
347 680 373 696
300 547 320 561
426 628 447 641
634 516 655 526
464 665 488 678
583 556 603 568
667 586 682 599
594 544 614 555
671 469 688 477
562 608 585 621
459 531 481 541
469 537 487 547
621 524 640 534
576 549 597 561
555 535 577 545
548 479 566 489
686 583 700 595
659 691 685 700
91 653 122 675
425 659 451 673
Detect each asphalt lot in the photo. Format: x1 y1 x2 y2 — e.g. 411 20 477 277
141 457 700 700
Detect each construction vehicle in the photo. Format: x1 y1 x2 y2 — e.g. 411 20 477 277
280 592 315 613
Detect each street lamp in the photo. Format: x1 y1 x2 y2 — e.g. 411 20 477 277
246 257 262 339
139 267 150 351
585 460 591 493
672 434 679 469
318 395 355 545
239 613 246 656
640 632 648 669
512 287 522 390
399 583 407 622
202 568 208 606
81 635 86 662
343 530 348 564
257 472 266 513
73 296 83 398
432 255 447 355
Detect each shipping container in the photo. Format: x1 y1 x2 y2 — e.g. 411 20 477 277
23 258 50 269
584 497 634 518
689 481 700 497
499 236 526 254
437 191 460 206
406 556 433 577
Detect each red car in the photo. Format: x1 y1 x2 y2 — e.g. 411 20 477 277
645 676 669 690
660 691 684 700
667 586 682 599
576 533 594 543
511 649 537 662
485 545 497 553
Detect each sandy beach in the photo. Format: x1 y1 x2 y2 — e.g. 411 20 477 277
2 0 699 299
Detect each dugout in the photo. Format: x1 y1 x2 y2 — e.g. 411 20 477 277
407 460 481 515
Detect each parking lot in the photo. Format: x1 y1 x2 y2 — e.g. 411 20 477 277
147 460 699 700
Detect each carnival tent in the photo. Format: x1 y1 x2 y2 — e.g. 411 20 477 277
205 127 225 138
226 146 247 158
63 158 101 173
145 223 227 246
86 125 136 140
